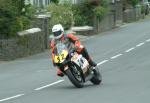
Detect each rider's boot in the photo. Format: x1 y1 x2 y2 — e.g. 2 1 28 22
57 69 64 77
80 48 97 69
88 58 97 69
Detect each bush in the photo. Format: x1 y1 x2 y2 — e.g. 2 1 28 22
100 0 109 7
72 0 109 26
0 9 21 38
72 5 87 26
93 6 108 21
51 0 59 4
24 4 37 18
47 3 73 30
17 16 31 31
72 3 95 26
141 4 145 14
127 0 140 7
0 0 35 38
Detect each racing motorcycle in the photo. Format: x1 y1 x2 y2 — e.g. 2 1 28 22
53 41 102 88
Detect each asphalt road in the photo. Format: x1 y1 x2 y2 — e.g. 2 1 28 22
0 17 150 103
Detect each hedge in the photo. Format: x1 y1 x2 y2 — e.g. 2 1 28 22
0 0 35 39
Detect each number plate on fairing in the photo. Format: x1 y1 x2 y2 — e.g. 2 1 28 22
71 54 89 72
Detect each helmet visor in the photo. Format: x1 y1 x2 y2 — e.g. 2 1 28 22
53 30 62 37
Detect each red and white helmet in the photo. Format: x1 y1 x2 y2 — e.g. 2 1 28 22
52 24 64 39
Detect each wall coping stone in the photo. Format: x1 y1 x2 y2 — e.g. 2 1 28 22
71 26 94 32
18 28 41 36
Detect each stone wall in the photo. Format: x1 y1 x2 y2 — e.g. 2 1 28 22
73 12 116 35
110 1 123 25
123 6 142 22
32 16 50 49
115 1 123 23
0 29 45 60
94 12 116 33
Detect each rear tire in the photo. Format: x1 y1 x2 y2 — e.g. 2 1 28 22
66 68 84 88
90 67 102 85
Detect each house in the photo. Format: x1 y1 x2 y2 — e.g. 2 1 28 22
25 0 51 7
26 0 81 7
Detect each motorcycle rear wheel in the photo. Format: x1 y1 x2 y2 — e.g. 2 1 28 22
90 67 102 85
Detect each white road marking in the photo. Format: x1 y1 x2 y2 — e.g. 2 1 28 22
136 42 145 47
35 39 149 90
97 60 109 66
111 54 123 59
146 39 150 42
0 94 24 102
35 80 64 91
0 38 149 102
125 47 135 53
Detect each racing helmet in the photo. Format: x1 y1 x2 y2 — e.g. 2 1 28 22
52 24 64 39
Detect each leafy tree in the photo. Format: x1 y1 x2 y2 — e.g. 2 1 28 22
72 0 109 26
51 0 59 4
127 0 140 7
47 3 73 30
0 0 34 38
0 8 21 38
11 0 26 16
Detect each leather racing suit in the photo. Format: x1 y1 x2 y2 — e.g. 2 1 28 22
50 33 97 76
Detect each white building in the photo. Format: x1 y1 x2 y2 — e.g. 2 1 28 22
60 0 83 4
26 0 51 7
26 0 82 7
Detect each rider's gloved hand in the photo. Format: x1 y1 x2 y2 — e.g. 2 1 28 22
75 41 81 47
69 47 77 55
72 46 77 52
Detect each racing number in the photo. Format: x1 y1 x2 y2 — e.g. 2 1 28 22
54 51 68 63
57 56 60 63
78 58 84 68
61 54 64 60
57 54 64 63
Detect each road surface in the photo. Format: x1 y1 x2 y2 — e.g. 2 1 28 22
0 18 150 103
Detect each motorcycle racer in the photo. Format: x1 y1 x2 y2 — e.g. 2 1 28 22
50 24 97 77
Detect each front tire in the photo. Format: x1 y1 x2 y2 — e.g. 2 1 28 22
65 67 84 88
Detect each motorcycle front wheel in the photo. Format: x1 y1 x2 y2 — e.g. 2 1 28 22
65 65 84 88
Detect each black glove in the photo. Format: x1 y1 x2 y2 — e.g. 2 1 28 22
70 46 77 53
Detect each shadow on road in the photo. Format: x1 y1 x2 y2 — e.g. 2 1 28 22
50 83 103 91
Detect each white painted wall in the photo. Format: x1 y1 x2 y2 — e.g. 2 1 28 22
26 0 51 6
26 0 82 6
60 0 82 4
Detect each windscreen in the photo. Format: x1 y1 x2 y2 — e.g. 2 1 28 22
55 42 68 55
